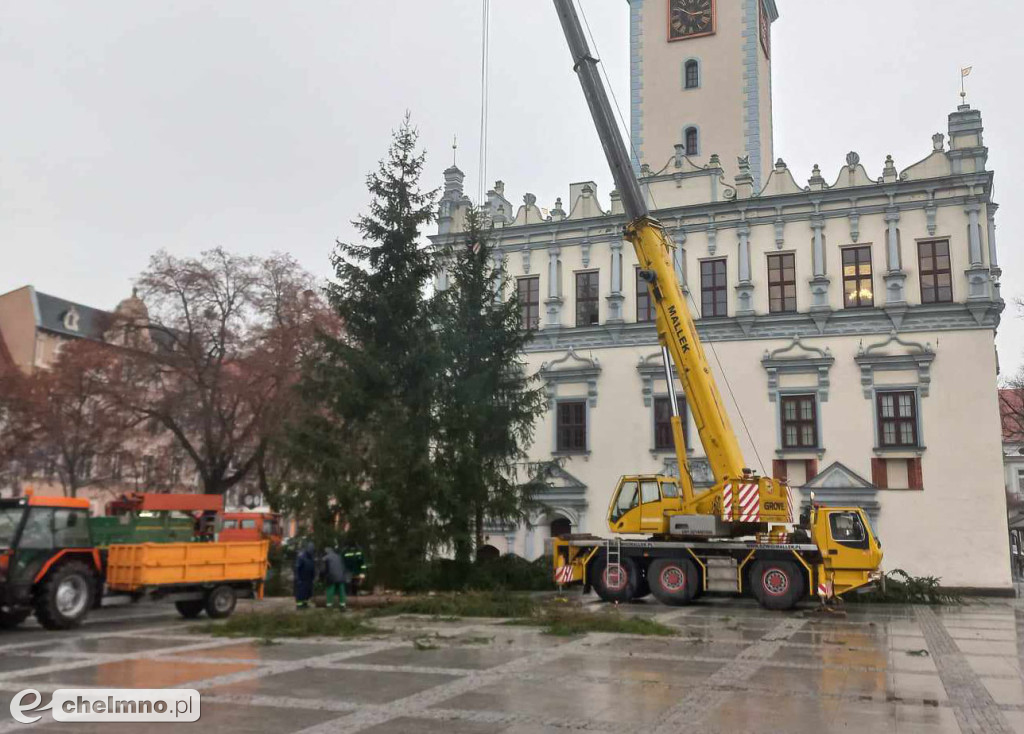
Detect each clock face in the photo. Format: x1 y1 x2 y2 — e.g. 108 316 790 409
759 1 771 58
669 0 715 41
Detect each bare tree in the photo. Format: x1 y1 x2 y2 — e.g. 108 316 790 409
108 248 331 495
0 340 133 497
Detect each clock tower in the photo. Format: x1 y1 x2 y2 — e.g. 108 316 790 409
628 0 779 189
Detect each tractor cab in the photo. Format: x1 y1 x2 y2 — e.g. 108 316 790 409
0 495 98 629
607 475 683 534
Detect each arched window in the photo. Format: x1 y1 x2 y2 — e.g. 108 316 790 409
550 517 572 538
476 544 501 561
684 60 699 89
684 127 699 157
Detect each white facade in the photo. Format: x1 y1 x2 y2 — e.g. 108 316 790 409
431 0 1011 592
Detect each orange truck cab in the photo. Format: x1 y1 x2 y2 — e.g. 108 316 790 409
220 512 283 546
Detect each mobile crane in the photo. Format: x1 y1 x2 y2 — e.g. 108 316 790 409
550 0 883 610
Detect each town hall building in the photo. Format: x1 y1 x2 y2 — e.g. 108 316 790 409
430 0 1011 593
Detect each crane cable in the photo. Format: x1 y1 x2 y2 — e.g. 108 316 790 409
478 0 491 205
574 0 767 477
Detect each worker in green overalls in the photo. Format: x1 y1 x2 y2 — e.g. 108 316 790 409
342 544 367 597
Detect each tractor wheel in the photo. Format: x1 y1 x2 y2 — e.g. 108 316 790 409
205 585 237 619
591 555 639 604
34 561 95 630
174 600 206 619
751 560 803 611
649 558 698 606
0 608 31 629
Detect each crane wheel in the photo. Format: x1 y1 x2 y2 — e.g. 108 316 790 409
648 558 698 606
751 560 803 611
591 555 638 603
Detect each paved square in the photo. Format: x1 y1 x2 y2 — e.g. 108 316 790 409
1 598 1023 733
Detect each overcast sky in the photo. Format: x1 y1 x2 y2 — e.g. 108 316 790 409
2 1 1022 372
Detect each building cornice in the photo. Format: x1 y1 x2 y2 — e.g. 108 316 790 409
523 301 1001 354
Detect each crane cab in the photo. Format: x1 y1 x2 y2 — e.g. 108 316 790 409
607 475 684 535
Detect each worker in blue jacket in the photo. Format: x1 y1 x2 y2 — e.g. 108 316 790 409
293 540 316 610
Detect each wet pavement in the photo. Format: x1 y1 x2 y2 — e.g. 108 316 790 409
1 597 1023 733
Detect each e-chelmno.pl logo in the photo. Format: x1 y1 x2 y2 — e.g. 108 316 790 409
10 689 200 724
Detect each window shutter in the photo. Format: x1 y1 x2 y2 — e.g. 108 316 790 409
908 458 923 490
772 460 788 481
871 458 888 489
804 459 819 481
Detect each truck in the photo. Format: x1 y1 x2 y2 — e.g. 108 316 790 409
549 0 883 610
220 510 284 546
0 494 269 630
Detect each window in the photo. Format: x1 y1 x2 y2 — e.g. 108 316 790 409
829 511 867 546
877 391 918 448
684 60 699 89
654 397 687 450
556 400 587 452
636 268 655 323
575 271 599 326
780 395 817 449
640 480 660 504
918 239 952 304
240 519 258 530
767 253 796 313
18 508 54 550
517 276 540 328
612 481 639 521
684 127 699 156
550 517 572 537
661 480 680 498
222 519 238 530
842 246 873 308
700 259 727 317
1017 468 1024 494
53 509 91 548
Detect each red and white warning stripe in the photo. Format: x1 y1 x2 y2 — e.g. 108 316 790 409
817 580 833 598
721 483 733 520
738 482 760 522
786 485 795 523
554 565 575 585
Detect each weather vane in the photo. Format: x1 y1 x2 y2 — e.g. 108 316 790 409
960 65 973 103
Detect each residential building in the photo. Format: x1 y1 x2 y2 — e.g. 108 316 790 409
0 286 196 512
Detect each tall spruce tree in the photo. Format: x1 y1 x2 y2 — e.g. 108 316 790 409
288 116 439 583
433 208 546 565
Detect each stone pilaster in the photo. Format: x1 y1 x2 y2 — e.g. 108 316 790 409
883 208 907 307
808 214 830 330
606 240 625 323
987 203 1000 274
735 223 755 316
963 201 991 302
544 248 563 328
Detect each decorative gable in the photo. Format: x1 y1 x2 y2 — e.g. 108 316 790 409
797 461 880 523
528 462 589 527
855 332 935 398
538 348 601 408
761 337 834 402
